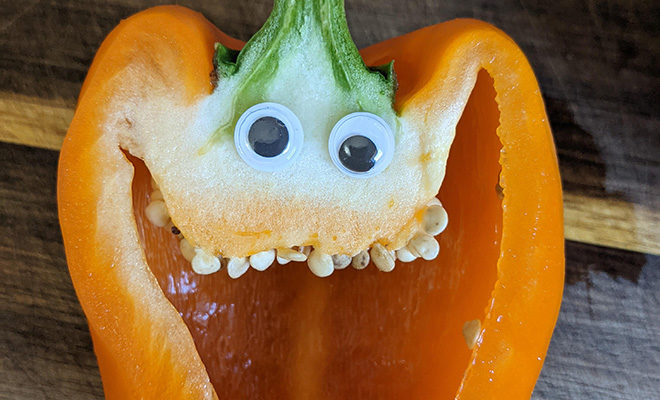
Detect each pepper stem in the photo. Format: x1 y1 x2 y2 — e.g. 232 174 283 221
210 0 396 142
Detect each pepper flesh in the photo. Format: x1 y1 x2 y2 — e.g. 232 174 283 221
58 5 563 400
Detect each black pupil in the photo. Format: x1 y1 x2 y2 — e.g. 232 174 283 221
248 116 289 157
338 135 378 173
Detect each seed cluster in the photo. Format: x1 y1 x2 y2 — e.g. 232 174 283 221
145 178 449 279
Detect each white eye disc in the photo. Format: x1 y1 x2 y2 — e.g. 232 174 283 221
328 112 394 178
234 102 303 172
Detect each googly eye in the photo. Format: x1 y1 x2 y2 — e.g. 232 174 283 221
328 112 394 178
234 102 303 171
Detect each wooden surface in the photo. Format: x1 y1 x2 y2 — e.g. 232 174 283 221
0 0 658 398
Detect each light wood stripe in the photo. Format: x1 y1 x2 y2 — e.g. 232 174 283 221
1 92 657 255
564 193 659 255
0 92 73 151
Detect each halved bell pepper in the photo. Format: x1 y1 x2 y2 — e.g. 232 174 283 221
58 1 564 398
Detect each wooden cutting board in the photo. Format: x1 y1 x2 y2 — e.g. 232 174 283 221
0 1 658 399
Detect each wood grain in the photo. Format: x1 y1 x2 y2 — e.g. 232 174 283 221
0 143 103 400
534 242 660 400
0 140 658 399
0 92 72 151
564 192 660 255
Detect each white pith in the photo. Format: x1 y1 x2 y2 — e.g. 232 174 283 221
107 12 472 274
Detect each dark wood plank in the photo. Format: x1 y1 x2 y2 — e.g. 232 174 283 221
0 140 658 398
0 142 103 399
534 242 660 399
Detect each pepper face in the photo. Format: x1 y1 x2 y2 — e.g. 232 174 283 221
58 1 564 399
118 0 454 270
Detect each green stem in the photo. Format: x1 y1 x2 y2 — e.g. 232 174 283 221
209 0 396 143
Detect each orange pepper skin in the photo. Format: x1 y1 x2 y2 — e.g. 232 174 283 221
60 7 226 399
362 20 564 398
58 6 563 399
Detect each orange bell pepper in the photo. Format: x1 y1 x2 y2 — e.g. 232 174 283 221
58 1 563 399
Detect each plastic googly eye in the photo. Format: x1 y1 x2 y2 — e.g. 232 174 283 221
234 102 303 171
328 112 394 178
